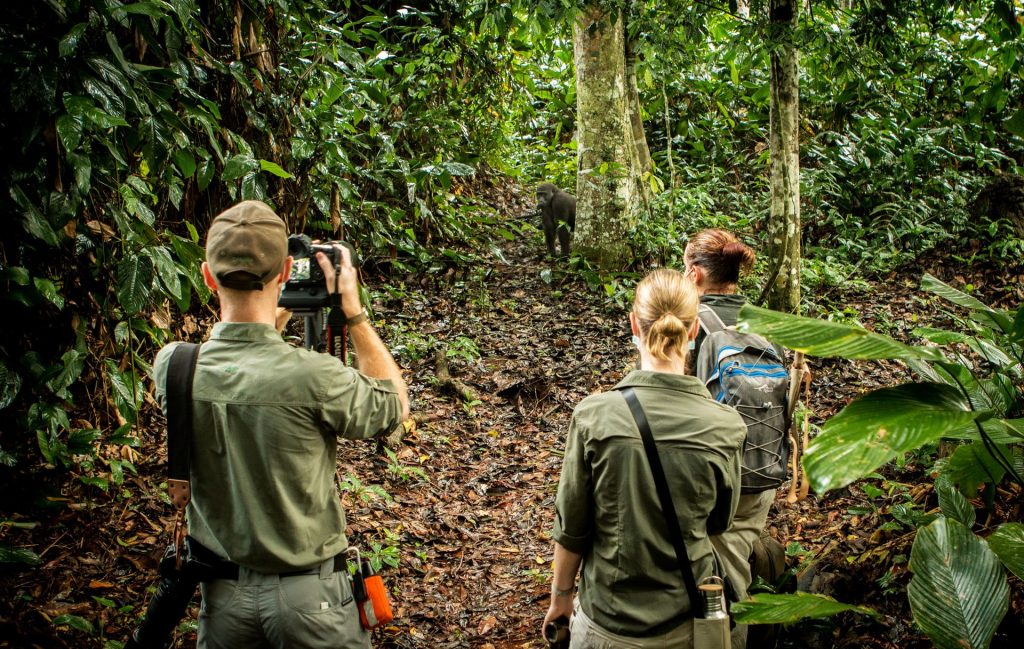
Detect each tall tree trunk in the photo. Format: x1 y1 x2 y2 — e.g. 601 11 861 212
573 5 644 269
625 40 653 177
765 0 801 313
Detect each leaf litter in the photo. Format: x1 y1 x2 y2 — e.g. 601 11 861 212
0 188 1021 648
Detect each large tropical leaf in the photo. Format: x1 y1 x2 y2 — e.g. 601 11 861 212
116 255 154 314
935 476 976 528
921 273 1014 333
943 441 1011 498
731 592 877 625
987 522 1024 581
804 383 991 493
737 304 943 361
908 517 1008 649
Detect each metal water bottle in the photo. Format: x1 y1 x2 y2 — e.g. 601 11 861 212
693 577 731 649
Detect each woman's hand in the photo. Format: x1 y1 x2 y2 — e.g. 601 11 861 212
542 593 573 639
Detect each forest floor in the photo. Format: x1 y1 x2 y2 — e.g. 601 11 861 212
0 183 1022 648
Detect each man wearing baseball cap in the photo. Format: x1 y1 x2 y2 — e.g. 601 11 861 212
149 200 409 649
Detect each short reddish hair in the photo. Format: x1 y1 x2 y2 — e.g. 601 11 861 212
684 229 755 286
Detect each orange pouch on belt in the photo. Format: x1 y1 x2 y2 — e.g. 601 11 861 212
357 563 393 629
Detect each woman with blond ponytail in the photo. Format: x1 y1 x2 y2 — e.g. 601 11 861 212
542 269 747 649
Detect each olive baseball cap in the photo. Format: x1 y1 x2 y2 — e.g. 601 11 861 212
205 201 288 291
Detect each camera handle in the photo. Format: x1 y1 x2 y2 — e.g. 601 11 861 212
292 308 325 352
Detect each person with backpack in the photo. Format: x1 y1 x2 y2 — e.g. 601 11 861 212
684 229 788 610
542 269 747 648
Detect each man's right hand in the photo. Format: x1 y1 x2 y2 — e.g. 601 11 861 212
316 244 361 319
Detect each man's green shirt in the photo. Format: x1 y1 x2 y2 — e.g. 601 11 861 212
552 370 746 637
153 322 402 573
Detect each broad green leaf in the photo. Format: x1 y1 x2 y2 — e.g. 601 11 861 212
68 428 101 455
908 517 1008 649
913 327 968 345
12 186 59 246
118 2 172 18
46 349 86 395
222 154 258 182
116 256 154 314
0 544 41 565
173 150 197 178
804 383 989 493
440 161 475 176
33 278 64 310
59 22 88 57
55 114 83 151
1011 308 1023 342
935 476 975 528
920 274 988 310
104 360 140 424
240 172 265 201
259 159 293 179
147 246 184 302
943 418 1024 445
197 158 215 190
921 274 1013 333
1004 106 1024 137
944 441 1010 498
52 614 94 633
737 304 943 361
67 152 92 195
732 592 877 624
987 522 1024 581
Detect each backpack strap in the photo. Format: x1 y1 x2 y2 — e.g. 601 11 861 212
620 387 703 616
698 304 728 335
166 343 200 511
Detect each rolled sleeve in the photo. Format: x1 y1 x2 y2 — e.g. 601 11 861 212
552 416 594 555
320 368 402 440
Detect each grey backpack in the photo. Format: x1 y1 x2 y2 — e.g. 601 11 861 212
695 305 791 493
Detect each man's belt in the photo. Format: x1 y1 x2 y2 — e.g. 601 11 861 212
208 553 350 581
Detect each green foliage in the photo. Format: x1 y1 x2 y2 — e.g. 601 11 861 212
732 592 877 625
0 1 535 474
337 472 392 505
0 544 42 566
364 528 402 572
741 272 1022 648
908 517 1009 649
383 447 428 483
987 522 1024 581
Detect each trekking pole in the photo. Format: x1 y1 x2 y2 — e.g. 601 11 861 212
797 362 813 501
785 352 807 505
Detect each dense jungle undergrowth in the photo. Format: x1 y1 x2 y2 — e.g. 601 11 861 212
3 1 1024 648
0 178 1021 649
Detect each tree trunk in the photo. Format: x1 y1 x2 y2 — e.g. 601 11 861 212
625 40 653 177
765 0 801 313
573 5 644 269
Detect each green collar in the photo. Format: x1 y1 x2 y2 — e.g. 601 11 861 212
613 370 710 398
209 322 283 343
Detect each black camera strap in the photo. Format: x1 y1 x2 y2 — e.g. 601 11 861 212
620 387 703 616
166 343 200 566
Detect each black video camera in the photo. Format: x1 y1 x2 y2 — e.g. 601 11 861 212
278 234 358 310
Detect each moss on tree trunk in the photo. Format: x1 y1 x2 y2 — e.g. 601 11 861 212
573 5 644 270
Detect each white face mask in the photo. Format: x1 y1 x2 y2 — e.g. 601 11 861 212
688 339 696 351
632 335 642 350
